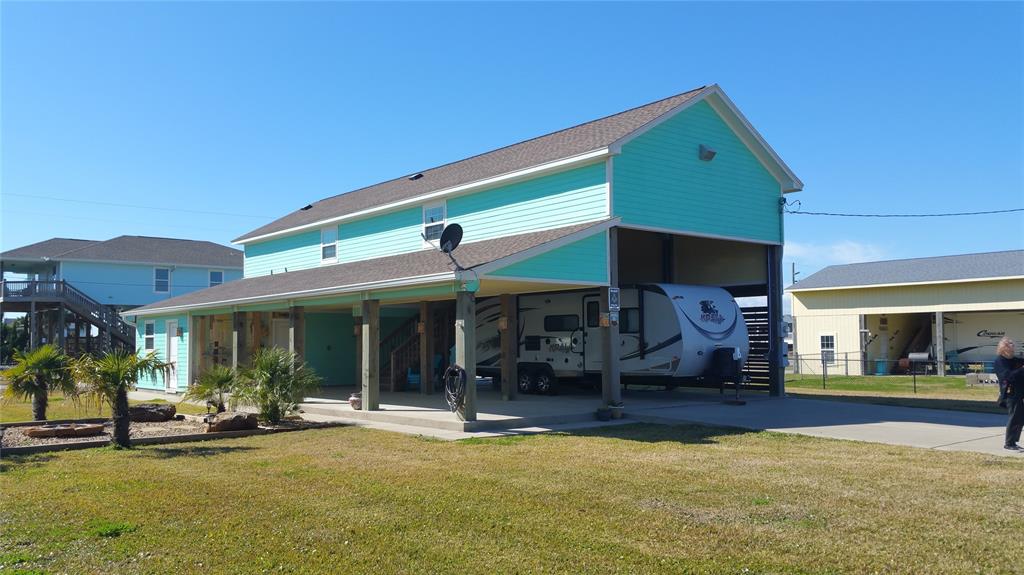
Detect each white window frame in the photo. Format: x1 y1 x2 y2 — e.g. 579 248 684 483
320 226 338 263
422 202 446 247
208 269 224 287
819 333 837 366
144 321 156 351
154 267 171 293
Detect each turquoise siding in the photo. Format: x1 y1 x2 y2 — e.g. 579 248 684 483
244 230 322 277
613 100 782 243
242 162 609 271
135 314 189 390
338 207 421 263
61 261 241 307
488 231 608 283
302 310 416 387
448 163 607 243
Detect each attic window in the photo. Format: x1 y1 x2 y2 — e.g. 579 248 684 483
408 173 424 181
300 204 313 211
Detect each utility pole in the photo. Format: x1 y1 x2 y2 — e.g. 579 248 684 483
791 262 800 285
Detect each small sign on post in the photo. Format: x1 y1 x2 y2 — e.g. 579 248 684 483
608 288 620 312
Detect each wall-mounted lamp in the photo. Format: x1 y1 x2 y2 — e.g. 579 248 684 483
699 144 717 161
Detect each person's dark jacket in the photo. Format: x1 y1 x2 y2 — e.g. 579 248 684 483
995 355 1024 406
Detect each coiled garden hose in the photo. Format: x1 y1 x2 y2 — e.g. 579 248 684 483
443 364 467 413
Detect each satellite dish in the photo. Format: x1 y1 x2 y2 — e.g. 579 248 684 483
439 224 463 254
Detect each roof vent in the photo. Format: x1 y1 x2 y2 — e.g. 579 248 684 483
300 204 313 211
408 173 424 181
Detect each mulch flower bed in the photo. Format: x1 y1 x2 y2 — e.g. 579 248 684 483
1 420 206 449
1 417 342 452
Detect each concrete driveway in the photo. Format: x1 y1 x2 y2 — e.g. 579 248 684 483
632 396 1014 457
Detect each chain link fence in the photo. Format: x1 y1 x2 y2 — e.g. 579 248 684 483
788 352 1000 392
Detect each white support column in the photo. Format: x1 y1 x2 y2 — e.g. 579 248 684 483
935 311 945 376
361 300 380 411
419 301 433 395
455 291 477 421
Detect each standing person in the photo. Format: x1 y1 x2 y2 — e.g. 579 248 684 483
995 337 1024 452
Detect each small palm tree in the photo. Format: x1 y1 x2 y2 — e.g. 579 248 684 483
184 364 235 413
3 344 76 421
73 350 168 448
234 347 321 424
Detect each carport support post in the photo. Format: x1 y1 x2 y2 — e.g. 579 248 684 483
455 290 477 421
361 300 380 411
601 227 622 406
500 294 518 401
935 311 945 376
232 311 247 370
767 244 785 397
419 301 434 394
57 303 66 351
288 306 305 362
29 300 38 350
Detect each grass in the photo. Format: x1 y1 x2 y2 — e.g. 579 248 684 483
2 424 1021 574
0 392 208 423
786 373 1004 413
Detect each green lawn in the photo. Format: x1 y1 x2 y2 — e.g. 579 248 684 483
2 424 1021 574
0 393 208 423
786 374 1003 413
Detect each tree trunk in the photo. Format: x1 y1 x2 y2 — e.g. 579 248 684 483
112 386 131 448
32 388 48 421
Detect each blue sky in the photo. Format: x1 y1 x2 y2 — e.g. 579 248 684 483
2 1 1022 282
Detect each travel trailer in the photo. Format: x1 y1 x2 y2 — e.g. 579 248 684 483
477 284 750 393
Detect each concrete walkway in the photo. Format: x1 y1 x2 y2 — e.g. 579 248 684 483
632 396 1014 457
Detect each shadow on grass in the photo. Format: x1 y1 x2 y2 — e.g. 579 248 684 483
0 453 58 472
786 392 1004 415
561 422 751 445
140 445 259 459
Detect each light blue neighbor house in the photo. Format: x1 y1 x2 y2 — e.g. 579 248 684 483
0 236 242 355
125 85 802 417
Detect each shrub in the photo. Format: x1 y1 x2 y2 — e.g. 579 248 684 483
233 348 321 424
184 364 236 413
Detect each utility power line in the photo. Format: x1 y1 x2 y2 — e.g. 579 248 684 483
783 201 1023 218
3 192 276 219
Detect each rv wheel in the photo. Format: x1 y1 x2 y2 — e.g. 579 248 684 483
534 369 557 395
518 370 536 394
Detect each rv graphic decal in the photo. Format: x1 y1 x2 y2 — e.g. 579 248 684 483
699 300 725 325
977 330 1006 339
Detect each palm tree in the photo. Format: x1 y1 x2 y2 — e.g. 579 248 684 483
184 364 235 413
73 350 168 448
3 344 76 421
234 347 321 424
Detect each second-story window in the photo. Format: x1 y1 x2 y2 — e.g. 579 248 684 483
154 268 170 293
423 203 445 243
321 226 338 262
209 270 224 287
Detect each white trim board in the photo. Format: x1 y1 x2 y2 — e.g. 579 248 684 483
234 149 611 245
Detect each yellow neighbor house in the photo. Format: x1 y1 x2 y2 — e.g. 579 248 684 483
788 250 1024 377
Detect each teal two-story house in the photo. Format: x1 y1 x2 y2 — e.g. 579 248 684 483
0 235 242 355
126 85 801 417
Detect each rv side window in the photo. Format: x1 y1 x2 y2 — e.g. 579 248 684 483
586 301 599 327
620 308 640 334
544 315 579 332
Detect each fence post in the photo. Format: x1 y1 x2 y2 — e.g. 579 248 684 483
844 352 849 376
821 356 827 389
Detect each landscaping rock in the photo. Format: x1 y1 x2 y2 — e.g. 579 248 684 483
206 412 258 432
23 423 105 438
129 403 177 422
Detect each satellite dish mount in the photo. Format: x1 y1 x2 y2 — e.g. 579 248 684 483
423 223 465 271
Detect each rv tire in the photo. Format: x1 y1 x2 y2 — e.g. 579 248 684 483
518 369 537 394
534 367 557 395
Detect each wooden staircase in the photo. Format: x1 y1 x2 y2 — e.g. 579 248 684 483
380 304 455 392
0 279 135 354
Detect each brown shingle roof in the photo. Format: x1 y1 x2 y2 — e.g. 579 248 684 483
233 87 707 243
1 238 99 261
133 221 610 314
59 236 242 268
